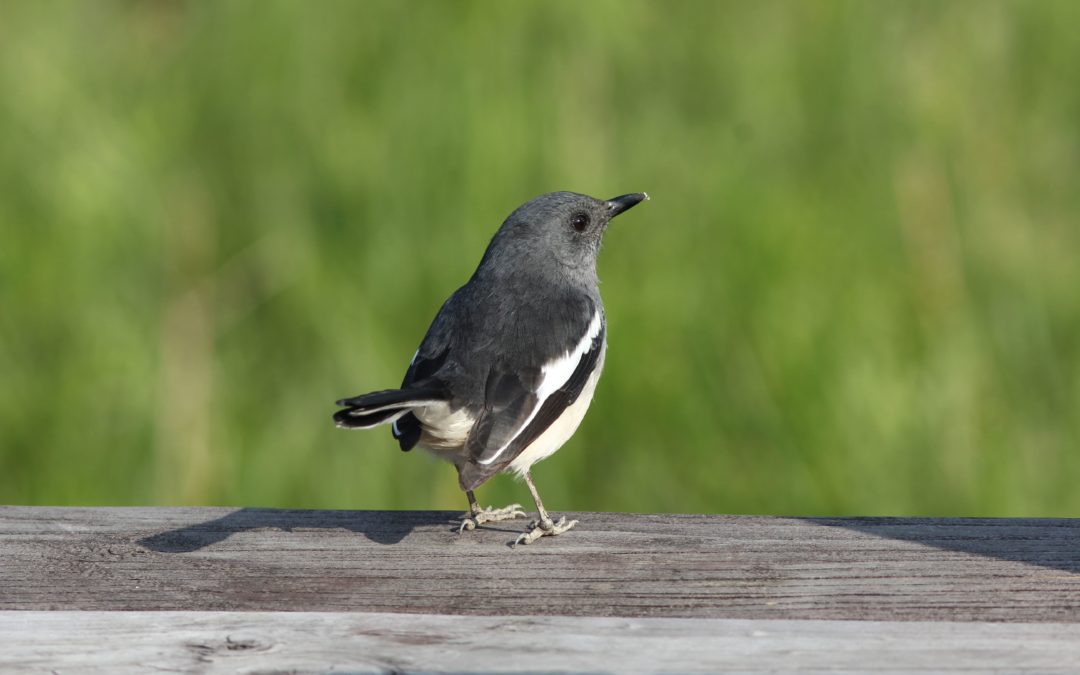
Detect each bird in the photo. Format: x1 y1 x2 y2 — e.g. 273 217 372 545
334 191 647 545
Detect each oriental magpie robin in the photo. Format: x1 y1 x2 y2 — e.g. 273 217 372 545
334 191 647 545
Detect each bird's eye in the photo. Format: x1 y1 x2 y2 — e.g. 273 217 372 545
571 213 590 232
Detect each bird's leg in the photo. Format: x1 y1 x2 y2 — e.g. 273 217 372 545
458 489 526 533
514 471 578 546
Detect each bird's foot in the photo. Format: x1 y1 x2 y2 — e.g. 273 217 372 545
513 516 578 546
458 504 527 533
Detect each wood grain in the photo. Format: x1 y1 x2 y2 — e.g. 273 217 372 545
3 507 1079 622
5 611 1080 674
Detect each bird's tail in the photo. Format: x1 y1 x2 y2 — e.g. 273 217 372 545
333 386 447 429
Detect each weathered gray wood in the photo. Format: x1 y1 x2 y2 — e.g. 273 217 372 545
5 611 1080 674
2 507 1079 622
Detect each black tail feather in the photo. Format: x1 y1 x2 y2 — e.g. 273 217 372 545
392 412 422 451
333 385 448 430
333 406 406 429
335 386 442 410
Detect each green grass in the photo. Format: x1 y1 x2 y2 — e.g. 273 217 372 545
2 1 1078 516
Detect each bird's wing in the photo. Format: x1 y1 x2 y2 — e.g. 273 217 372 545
391 293 458 451
465 311 605 470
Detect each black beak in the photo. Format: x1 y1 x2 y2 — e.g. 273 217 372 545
606 192 649 218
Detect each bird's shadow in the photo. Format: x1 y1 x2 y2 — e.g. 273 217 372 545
139 510 1080 575
139 508 459 553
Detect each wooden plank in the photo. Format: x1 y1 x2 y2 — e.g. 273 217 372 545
5 611 1080 674
2 507 1079 621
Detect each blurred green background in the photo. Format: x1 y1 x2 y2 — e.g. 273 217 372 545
2 1 1078 516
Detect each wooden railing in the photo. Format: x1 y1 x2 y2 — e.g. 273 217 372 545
3 507 1079 671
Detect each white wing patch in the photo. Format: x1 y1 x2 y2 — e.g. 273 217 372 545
478 311 603 466
507 343 605 476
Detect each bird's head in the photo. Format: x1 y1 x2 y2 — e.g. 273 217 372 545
478 191 648 283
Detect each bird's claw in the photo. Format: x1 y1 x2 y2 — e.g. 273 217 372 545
457 503 526 534
513 516 578 547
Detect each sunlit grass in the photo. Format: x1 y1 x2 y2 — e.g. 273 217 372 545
1 1 1078 516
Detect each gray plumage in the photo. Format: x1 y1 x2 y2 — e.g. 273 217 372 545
334 190 647 544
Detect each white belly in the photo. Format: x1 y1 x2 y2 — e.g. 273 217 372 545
506 343 606 477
